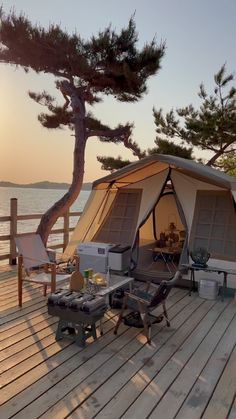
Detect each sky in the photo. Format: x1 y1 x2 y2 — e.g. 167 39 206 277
1 0 236 184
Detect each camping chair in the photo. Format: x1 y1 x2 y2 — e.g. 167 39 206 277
15 233 79 307
114 270 182 344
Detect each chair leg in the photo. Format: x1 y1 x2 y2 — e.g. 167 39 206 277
162 301 170 327
43 285 47 296
141 313 151 344
51 264 56 293
114 296 127 335
18 255 23 307
114 308 124 335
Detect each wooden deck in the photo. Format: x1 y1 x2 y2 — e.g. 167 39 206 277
0 266 236 419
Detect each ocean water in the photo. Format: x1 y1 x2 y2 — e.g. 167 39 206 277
0 187 90 260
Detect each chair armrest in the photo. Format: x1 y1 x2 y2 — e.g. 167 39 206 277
46 248 69 262
21 254 53 266
46 250 80 271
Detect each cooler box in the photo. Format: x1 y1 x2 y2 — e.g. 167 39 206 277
108 245 131 271
77 242 115 273
198 278 219 300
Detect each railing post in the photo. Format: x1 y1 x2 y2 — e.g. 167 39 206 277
10 198 17 265
63 209 70 251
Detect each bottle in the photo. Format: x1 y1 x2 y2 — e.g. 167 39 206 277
106 265 110 287
83 269 89 289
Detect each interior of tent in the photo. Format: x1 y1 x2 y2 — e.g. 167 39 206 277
137 187 186 274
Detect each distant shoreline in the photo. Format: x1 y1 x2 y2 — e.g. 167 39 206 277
0 181 92 191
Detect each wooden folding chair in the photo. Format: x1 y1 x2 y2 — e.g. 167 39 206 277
15 233 77 306
114 270 182 344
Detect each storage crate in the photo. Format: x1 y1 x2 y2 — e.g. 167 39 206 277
198 278 219 300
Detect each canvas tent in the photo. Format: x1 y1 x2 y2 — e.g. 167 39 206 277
66 155 236 288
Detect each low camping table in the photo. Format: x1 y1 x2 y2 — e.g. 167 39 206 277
96 274 134 299
152 247 181 272
48 292 107 347
182 263 236 301
48 275 134 347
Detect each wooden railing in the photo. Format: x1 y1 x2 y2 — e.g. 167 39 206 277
0 198 82 265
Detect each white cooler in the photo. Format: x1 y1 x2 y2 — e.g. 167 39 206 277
77 242 115 273
108 245 131 271
198 278 219 300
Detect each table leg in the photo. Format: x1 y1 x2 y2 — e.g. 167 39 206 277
189 269 196 295
221 272 227 302
161 252 172 273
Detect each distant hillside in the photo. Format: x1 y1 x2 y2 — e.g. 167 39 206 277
0 181 92 190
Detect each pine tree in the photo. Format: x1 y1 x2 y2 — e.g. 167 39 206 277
100 65 236 172
0 9 165 243
153 65 236 168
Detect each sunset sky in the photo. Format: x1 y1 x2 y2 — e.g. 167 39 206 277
1 0 236 183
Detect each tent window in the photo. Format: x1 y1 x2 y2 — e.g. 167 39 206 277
190 190 236 261
93 189 142 245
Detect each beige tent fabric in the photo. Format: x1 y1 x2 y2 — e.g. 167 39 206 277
64 189 106 257
65 169 169 256
92 159 163 189
65 155 236 258
171 171 225 233
139 212 155 242
232 190 236 203
64 188 118 257
93 155 236 190
123 169 169 228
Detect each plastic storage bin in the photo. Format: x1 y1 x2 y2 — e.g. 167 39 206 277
198 278 219 300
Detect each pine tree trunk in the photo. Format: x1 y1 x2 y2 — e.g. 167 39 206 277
37 89 87 245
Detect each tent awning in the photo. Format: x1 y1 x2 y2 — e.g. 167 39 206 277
93 155 236 191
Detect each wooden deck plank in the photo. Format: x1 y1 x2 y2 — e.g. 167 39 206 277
0 322 59 361
0 333 70 375
0 298 48 325
0 291 184 417
201 343 236 419
173 311 236 418
0 305 48 333
89 297 211 419
0 310 51 341
147 300 235 419
0 322 140 417
0 269 235 419
27 294 199 419
0 287 45 310
0 316 58 351
0 280 45 303
228 393 236 419
67 295 206 419
121 299 231 419
0 311 119 387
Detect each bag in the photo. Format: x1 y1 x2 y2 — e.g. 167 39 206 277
123 311 144 328
110 289 125 309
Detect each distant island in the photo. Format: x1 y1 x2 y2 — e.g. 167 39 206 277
0 181 92 190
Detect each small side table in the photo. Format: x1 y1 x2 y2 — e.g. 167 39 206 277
181 264 235 301
152 247 180 272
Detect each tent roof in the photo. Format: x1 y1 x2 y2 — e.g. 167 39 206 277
93 155 236 190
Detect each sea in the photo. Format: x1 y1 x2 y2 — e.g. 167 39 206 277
0 187 91 262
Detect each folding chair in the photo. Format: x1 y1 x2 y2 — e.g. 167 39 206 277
15 233 78 306
114 270 182 344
